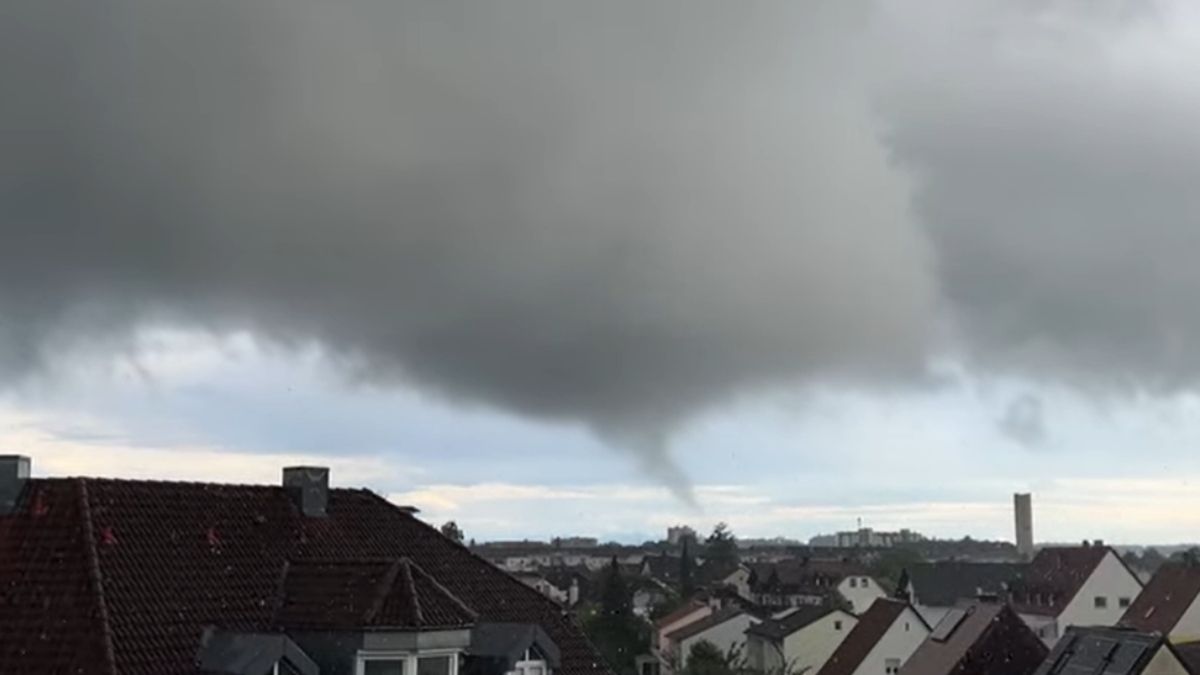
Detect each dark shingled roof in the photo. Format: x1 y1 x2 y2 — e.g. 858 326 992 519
276 558 477 630
1033 626 1184 675
1121 562 1200 635
905 562 1027 607
748 559 869 596
746 606 844 641
817 598 925 675
0 477 609 675
898 602 1047 675
1009 546 1121 617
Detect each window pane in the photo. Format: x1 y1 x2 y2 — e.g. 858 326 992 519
365 660 406 675
419 655 452 675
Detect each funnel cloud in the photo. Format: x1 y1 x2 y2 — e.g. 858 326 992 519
3 1 1200 492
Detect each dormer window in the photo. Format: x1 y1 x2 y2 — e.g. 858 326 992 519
508 648 550 675
358 651 461 675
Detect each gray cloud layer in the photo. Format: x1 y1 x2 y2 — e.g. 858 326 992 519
2 1 1197 486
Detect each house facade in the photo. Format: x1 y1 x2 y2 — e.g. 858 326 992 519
748 560 884 614
668 609 761 669
816 599 930 675
1009 545 1143 645
745 606 857 675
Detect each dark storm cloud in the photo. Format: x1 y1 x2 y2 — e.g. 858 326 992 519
998 394 1047 447
876 0 1200 390
0 1 934 492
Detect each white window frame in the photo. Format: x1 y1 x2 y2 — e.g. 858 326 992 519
355 649 461 675
507 647 550 675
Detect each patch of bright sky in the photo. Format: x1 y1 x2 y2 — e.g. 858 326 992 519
5 328 1200 545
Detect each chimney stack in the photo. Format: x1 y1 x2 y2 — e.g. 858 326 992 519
283 466 329 517
1013 493 1034 560
0 456 31 515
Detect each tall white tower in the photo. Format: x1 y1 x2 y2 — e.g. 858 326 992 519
1014 493 1034 560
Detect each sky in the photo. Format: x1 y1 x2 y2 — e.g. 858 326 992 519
4 1 1200 544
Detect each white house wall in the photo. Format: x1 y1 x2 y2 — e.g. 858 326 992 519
782 611 856 675
851 607 929 675
837 576 886 615
1143 645 1190 675
1168 593 1200 643
1058 551 1143 636
678 615 760 668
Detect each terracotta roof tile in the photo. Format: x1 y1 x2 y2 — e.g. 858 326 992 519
0 477 608 675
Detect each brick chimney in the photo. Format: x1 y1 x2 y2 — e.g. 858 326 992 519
0 455 31 515
283 466 329 517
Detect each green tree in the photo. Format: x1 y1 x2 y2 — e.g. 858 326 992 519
584 557 648 675
683 641 732 675
705 523 739 568
680 537 696 597
440 521 464 544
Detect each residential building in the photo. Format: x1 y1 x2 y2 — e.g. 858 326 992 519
902 561 1028 626
1121 561 1200 643
642 552 684 586
1033 626 1193 675
632 578 673 619
898 601 1048 675
666 608 762 669
745 605 857 675
0 455 607 675
816 598 931 675
748 559 885 614
516 573 572 606
1008 544 1143 645
833 529 925 549
654 600 714 657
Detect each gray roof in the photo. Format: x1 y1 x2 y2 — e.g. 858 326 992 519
470 622 562 670
746 606 842 641
196 629 319 675
905 562 1026 607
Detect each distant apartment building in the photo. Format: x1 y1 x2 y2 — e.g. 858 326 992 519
667 525 697 545
827 528 926 548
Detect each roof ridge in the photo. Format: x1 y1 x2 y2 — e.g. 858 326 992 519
400 557 423 626
78 479 118 675
365 559 406 625
406 557 480 622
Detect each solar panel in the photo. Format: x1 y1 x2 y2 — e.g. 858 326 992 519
930 608 968 642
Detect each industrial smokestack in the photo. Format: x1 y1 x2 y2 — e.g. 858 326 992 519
1014 493 1034 560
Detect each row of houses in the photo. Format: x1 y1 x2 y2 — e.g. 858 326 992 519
647 542 1200 675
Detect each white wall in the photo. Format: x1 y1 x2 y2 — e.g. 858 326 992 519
913 604 949 629
1168 593 1200 643
1058 551 1143 634
658 606 713 653
837 577 886 615
1143 645 1190 675
678 614 760 668
783 610 856 675
851 607 929 675
1018 613 1059 645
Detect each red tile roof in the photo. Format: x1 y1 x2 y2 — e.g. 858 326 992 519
1121 563 1200 634
817 598 923 675
275 558 477 630
1009 546 1114 617
0 477 609 675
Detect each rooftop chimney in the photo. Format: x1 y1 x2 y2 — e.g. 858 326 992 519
283 466 329 517
0 455 31 515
